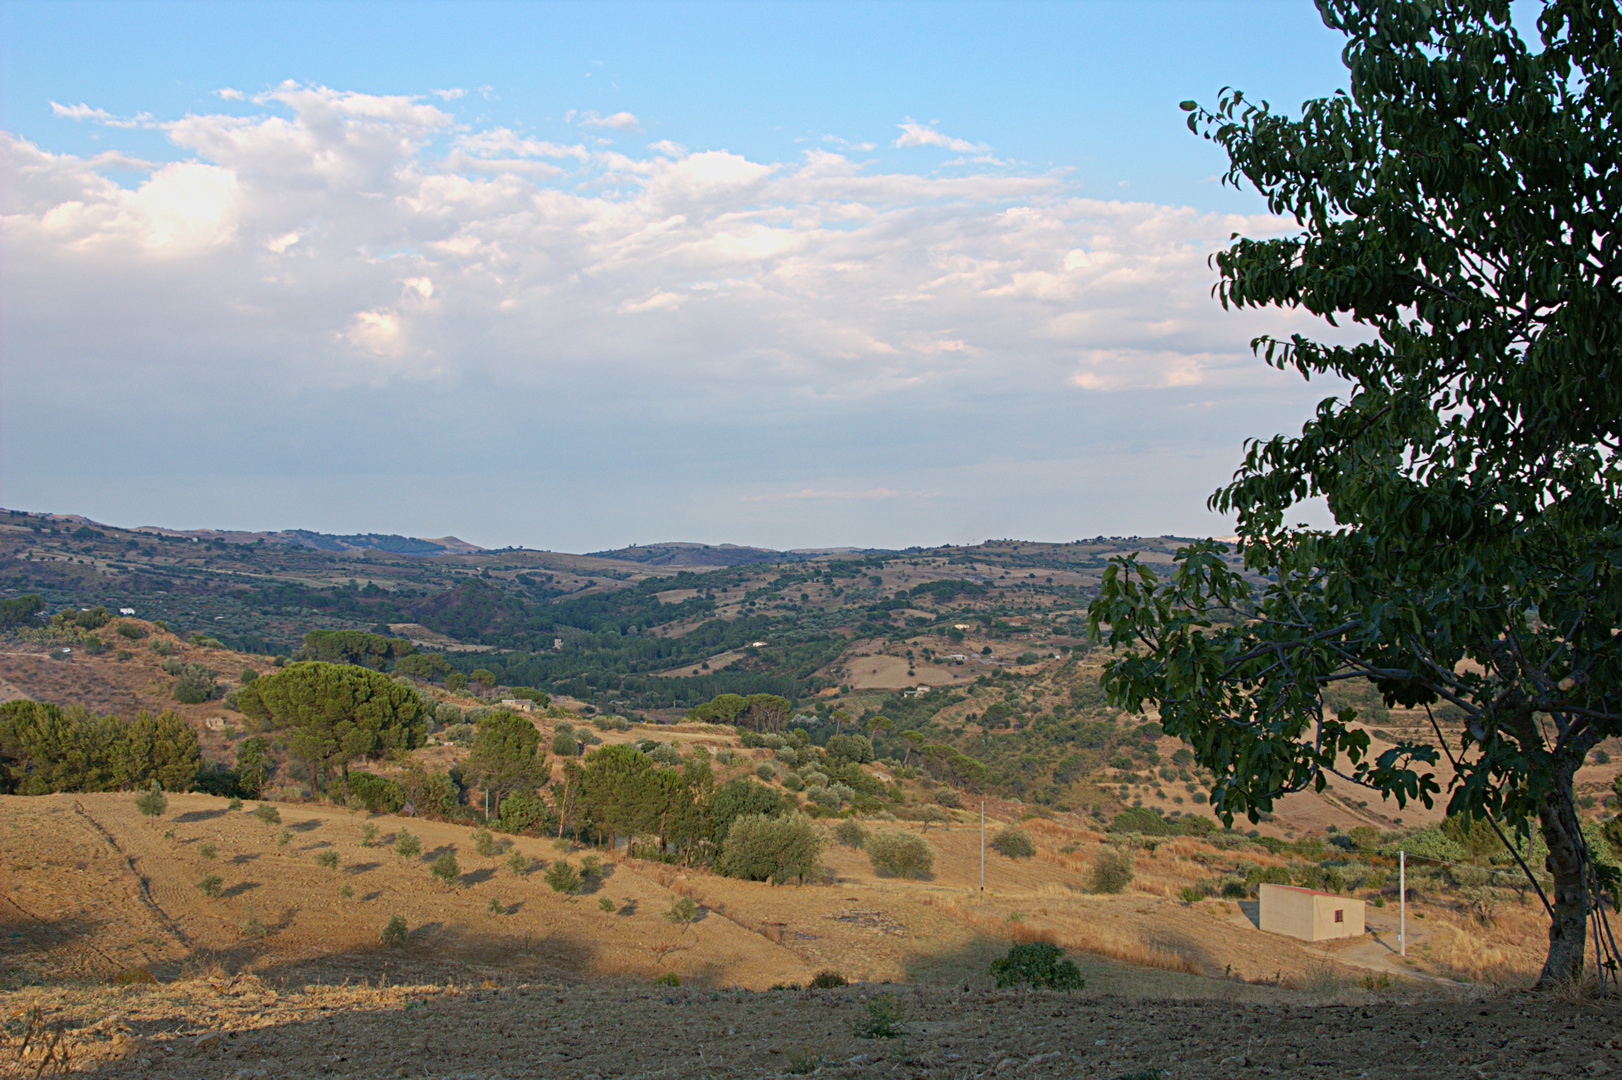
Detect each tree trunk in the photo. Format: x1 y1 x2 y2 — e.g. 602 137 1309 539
1535 757 1590 988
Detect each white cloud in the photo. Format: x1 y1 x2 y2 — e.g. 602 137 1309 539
2 86 1334 547
431 88 466 100
569 109 641 131
215 88 245 101
894 120 989 153
51 101 152 128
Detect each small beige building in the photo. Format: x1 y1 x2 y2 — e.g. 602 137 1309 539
1258 883 1365 941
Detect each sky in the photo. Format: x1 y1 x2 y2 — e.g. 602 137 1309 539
1 1 1360 552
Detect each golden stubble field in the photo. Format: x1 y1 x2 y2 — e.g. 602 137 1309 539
4 793 1619 1079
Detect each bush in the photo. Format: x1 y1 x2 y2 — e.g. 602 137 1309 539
551 731 580 756
173 666 219 705
989 942 1084 990
653 971 679 987
579 854 602 878
809 970 847 989
599 896 616 913
832 819 869 848
315 849 339 871
115 622 145 640
545 860 582 894
472 828 496 857
990 825 1036 859
497 790 556 835
755 763 777 781
506 851 530 875
199 842 217 860
854 992 905 1038
662 896 697 930
1089 849 1134 893
381 915 408 946
134 782 168 821
394 829 422 860
718 812 823 884
198 874 223 898
252 803 280 826
782 772 805 792
430 851 461 886
360 822 379 847
344 772 404 814
867 831 935 878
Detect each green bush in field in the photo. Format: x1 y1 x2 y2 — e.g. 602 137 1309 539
831 819 868 848
472 828 496 857
315 849 339 872
599 897 616 914
717 813 823 885
381 915 408 946
854 993 905 1038
429 851 461 886
990 825 1036 859
506 850 530 875
394 829 422 860
1089 849 1134 894
360 822 379 847
134 782 168 821
989 942 1084 990
252 803 280 826
866 830 934 879
198 874 223 898
545 860 582 895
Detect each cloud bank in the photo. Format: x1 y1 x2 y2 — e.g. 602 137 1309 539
0 83 1327 548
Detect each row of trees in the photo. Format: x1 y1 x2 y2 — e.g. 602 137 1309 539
0 700 200 794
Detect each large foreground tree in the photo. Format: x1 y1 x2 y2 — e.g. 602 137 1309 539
1090 0 1620 987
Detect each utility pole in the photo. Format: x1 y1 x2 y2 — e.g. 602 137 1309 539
1399 849 1406 958
980 800 985 891
485 789 490 823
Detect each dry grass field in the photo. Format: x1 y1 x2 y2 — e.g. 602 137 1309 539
8 789 1619 1079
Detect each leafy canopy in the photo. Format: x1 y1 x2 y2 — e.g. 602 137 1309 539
1090 0 1621 986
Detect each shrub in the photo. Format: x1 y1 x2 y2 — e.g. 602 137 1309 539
173 666 219 705
832 819 869 848
545 860 582 894
599 897 616 914
252 803 280 826
809 970 847 989
854 992 905 1038
133 782 168 821
718 813 824 884
990 825 1036 859
506 850 530 875
227 796 243 811
497 790 556 835
115 622 145 640
782 773 805 792
653 971 680 987
430 851 461 886
551 731 579 756
472 828 496 857
579 854 602 878
339 883 353 900
755 763 777 781
1089 849 1134 894
315 849 339 872
487 896 506 915
198 874 223 898
360 822 379 847
344 772 404 814
663 896 698 931
989 942 1084 990
277 829 291 847
381 915 408 946
867 831 935 879
394 829 422 859
199 842 217 860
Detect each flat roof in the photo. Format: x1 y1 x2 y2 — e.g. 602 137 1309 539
1262 884 1362 900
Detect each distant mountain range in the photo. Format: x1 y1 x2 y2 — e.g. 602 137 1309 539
37 514 484 556
586 542 886 567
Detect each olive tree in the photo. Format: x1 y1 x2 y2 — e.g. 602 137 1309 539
1090 0 1621 987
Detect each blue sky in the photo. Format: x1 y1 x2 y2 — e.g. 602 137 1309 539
1 1 1358 550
